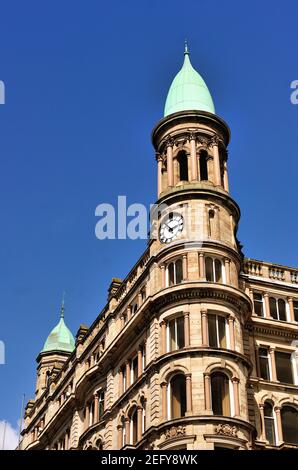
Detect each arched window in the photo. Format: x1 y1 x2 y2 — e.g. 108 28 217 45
205 257 223 283
170 374 186 419
130 408 138 445
167 259 183 286
199 150 208 181
269 297 286 321
211 372 230 416
264 402 276 445
281 406 298 444
177 151 189 182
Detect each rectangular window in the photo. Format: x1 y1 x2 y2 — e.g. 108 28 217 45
208 315 226 348
132 356 138 383
168 317 185 352
258 348 270 380
275 351 293 384
294 301 298 322
253 293 263 316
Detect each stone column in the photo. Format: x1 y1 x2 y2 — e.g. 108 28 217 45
184 312 190 347
85 403 90 430
166 140 174 187
288 297 295 322
204 373 212 411
161 321 167 354
126 361 131 389
224 258 231 284
137 406 143 442
269 347 277 381
119 368 124 396
186 374 193 412
228 315 235 350
138 348 143 377
90 354 95 368
127 306 132 322
117 425 123 449
259 404 266 440
120 315 125 329
223 161 229 192
125 418 130 446
211 138 221 186
201 310 208 346
161 265 166 289
182 254 188 281
190 133 198 181
65 431 69 450
264 293 271 319
249 289 255 315
199 252 205 280
138 292 142 308
157 154 163 197
161 382 167 420
94 393 99 424
232 378 240 416
274 407 283 444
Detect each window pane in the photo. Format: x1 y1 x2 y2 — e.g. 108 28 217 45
218 316 226 348
253 293 263 317
169 319 176 351
211 372 230 416
294 301 298 322
175 259 183 284
275 352 293 384
259 348 270 380
132 357 138 382
171 375 186 419
264 402 275 445
176 317 185 349
278 299 286 321
208 315 217 347
281 406 298 444
168 263 174 287
206 257 213 282
215 259 222 283
269 297 277 319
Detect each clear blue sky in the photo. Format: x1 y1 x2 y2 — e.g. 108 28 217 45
0 0 297 435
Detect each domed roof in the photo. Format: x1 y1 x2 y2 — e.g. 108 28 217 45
42 302 75 354
164 44 215 117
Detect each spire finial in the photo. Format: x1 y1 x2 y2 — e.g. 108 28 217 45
184 39 189 55
60 291 65 319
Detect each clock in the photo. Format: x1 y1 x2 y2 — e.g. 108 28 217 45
159 213 184 243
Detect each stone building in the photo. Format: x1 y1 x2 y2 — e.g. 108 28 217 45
21 47 298 450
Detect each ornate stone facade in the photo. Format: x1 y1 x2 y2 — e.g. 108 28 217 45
20 53 298 451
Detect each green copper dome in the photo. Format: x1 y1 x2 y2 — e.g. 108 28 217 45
164 45 215 117
42 302 75 354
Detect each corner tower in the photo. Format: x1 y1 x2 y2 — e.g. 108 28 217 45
35 300 75 399
150 45 254 448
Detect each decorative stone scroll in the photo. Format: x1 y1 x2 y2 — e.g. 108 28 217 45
165 425 186 440
215 424 238 437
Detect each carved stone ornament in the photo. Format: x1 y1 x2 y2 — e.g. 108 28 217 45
165 425 186 440
215 424 238 437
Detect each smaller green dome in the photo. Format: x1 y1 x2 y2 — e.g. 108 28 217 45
42 302 75 354
164 44 215 117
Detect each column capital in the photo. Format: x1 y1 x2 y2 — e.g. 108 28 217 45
201 309 208 316
287 296 293 302
185 373 192 379
263 292 269 298
156 153 163 162
184 311 190 317
274 406 281 413
259 403 265 409
165 136 174 148
269 346 276 353
160 381 167 388
203 372 211 378
232 376 240 384
188 131 197 141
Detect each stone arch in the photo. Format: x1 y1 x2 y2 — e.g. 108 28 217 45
259 392 277 405
204 360 239 380
278 396 298 409
161 363 190 383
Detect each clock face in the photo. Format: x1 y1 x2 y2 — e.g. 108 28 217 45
159 213 184 244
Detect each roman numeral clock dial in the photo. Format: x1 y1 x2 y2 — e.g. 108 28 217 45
159 213 184 243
